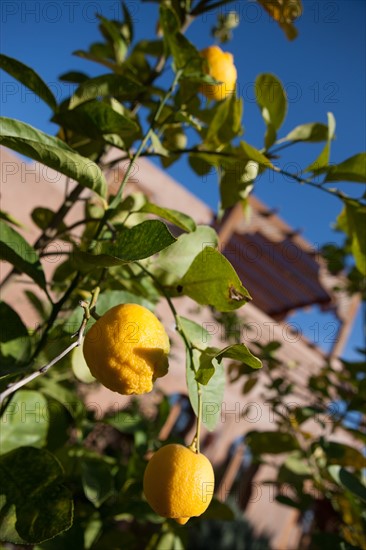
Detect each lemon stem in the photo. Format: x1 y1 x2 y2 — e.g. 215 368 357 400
136 262 203 453
189 383 203 454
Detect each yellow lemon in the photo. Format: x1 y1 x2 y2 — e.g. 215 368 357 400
143 444 215 525
83 303 169 395
200 45 237 101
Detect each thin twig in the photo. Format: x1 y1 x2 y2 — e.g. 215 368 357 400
0 296 94 407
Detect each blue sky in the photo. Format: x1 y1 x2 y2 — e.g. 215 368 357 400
1 0 365 358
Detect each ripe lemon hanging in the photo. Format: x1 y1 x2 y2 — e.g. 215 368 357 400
200 45 237 101
143 444 215 525
83 303 170 395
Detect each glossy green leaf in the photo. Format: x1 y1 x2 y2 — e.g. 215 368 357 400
277 122 329 143
81 458 115 508
98 15 127 65
205 94 243 146
0 220 46 289
0 446 73 544
31 207 67 235
0 118 107 197
179 246 251 311
201 498 235 520
328 466 366 503
150 131 169 156
243 377 259 395
306 112 336 172
246 431 299 454
239 141 273 168
59 70 89 83
255 74 287 146
154 225 218 283
0 390 49 455
139 202 196 232
313 440 366 469
337 200 366 275
160 5 204 78
52 101 139 139
103 220 176 261
0 302 31 369
0 54 57 111
178 316 212 350
195 343 262 385
69 74 144 109
0 211 23 228
220 160 258 209
75 220 176 268
325 153 366 183
186 350 225 431
104 409 144 434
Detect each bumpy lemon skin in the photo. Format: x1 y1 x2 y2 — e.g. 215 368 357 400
143 444 215 525
83 304 170 395
200 45 237 101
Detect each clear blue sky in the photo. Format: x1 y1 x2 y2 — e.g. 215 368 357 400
1 0 365 358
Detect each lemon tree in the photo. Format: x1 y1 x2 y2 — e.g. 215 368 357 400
0 1 365 549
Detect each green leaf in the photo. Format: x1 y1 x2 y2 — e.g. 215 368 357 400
0 54 57 111
0 117 107 197
160 5 204 78
0 220 46 289
255 73 287 147
0 390 49 455
337 200 366 275
277 122 329 143
239 141 274 168
31 207 67 235
69 74 144 109
0 302 31 369
178 316 212 350
179 247 251 311
285 452 312 475
150 131 169 157
328 466 366 503
246 431 299 455
52 101 139 139
0 211 23 228
103 220 176 260
306 112 336 172
154 225 218 285
139 202 196 232
186 350 225 431
0 446 73 544
220 159 259 209
104 409 144 434
201 498 235 520
98 15 127 65
205 94 243 146
325 153 366 183
59 70 89 83
81 458 115 508
195 343 262 385
314 440 366 469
